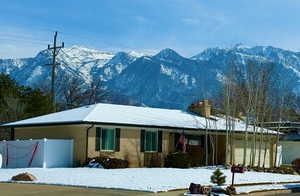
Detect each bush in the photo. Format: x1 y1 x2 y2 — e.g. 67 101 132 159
87 156 129 169
280 165 297 175
246 165 297 175
226 185 237 195
292 158 300 174
210 168 226 186
149 155 163 168
164 152 191 168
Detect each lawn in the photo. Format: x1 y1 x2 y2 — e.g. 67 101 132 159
0 167 300 193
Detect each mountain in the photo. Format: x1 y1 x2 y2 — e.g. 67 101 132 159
1 44 300 109
192 44 300 92
107 48 219 108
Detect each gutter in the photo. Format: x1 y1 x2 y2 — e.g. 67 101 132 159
85 124 94 164
0 121 278 136
0 121 202 131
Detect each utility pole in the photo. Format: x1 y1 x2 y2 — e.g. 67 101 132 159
47 31 64 112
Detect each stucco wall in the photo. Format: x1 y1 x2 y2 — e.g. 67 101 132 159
87 127 171 167
14 125 277 168
88 127 143 167
14 125 87 166
14 125 172 168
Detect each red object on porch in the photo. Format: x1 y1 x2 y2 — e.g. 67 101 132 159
178 134 186 152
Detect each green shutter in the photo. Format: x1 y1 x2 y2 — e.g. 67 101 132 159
140 129 145 152
152 131 158 151
95 127 102 151
115 128 121 151
145 131 151 151
174 133 180 151
158 131 163 152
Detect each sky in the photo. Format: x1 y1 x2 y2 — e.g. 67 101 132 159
1 0 300 58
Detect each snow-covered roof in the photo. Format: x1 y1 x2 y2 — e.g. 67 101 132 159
2 103 276 134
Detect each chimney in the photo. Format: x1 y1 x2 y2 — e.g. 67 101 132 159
237 112 243 119
188 100 212 118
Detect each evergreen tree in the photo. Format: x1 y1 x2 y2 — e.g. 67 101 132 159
0 74 52 124
210 168 226 186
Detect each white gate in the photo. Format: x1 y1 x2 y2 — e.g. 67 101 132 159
0 139 73 168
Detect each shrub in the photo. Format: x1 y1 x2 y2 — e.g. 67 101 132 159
87 156 129 169
210 168 226 186
246 165 297 175
292 158 300 174
164 152 191 168
226 185 237 195
279 165 297 175
149 155 163 168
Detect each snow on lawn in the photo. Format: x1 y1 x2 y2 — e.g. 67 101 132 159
0 167 300 192
236 183 300 194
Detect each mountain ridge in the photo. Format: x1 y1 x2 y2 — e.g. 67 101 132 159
1 44 300 109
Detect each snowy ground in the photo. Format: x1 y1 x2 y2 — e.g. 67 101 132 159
0 167 300 193
236 183 300 193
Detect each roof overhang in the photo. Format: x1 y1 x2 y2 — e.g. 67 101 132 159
0 121 202 131
0 121 277 135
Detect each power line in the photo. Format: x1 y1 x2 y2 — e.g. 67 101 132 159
46 31 64 111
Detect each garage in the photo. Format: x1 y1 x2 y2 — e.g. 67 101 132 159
234 138 272 167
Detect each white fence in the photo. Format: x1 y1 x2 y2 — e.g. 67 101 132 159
0 139 73 168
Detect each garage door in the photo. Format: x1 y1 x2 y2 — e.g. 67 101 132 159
234 139 271 167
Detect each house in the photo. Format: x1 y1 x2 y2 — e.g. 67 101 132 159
257 121 300 165
263 121 300 165
1 101 279 168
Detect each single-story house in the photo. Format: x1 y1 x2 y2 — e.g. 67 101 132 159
278 123 300 165
1 101 278 168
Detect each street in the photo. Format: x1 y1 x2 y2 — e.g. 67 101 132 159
0 183 185 196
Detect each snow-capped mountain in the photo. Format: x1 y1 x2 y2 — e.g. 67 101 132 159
1 44 300 109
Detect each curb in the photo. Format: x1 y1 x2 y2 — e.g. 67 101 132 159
237 188 300 196
166 182 300 195
165 181 300 193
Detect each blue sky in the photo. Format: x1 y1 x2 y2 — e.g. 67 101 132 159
1 0 300 58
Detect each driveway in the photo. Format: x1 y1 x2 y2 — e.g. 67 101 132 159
0 183 185 196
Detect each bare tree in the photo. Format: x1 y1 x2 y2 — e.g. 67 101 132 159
61 77 84 109
220 59 283 167
84 78 110 105
59 76 109 110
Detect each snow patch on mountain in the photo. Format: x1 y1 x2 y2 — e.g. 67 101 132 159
62 45 114 62
2 45 300 109
160 64 173 76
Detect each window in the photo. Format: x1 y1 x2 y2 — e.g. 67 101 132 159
101 128 115 150
145 130 158 152
186 135 203 146
96 127 120 151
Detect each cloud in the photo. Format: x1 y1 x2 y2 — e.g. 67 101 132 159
0 26 51 58
0 43 41 59
135 16 150 24
181 18 201 25
1 0 300 58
